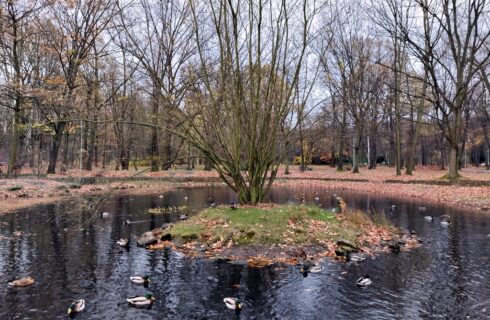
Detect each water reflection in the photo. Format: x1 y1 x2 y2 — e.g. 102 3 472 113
0 186 489 319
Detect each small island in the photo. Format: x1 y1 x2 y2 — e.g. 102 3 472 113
139 199 420 267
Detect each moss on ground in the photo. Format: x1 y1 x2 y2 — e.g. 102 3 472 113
169 204 379 248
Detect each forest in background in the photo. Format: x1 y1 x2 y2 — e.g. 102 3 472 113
1 0 489 184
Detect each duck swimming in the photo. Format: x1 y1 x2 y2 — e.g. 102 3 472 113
130 275 150 285
117 238 130 247
127 293 156 307
224 297 242 311
347 252 365 263
356 275 372 287
100 212 110 218
67 299 85 317
8 276 35 287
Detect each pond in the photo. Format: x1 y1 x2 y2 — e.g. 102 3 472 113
0 186 489 319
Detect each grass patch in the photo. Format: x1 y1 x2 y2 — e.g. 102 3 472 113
168 204 386 248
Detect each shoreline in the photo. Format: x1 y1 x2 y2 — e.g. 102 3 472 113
0 168 489 214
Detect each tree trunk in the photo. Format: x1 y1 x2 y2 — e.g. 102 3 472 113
84 115 97 171
352 126 361 173
161 132 172 170
150 86 160 172
483 121 490 169
368 134 377 169
7 108 21 178
447 145 459 179
284 140 291 174
47 124 65 174
406 68 428 175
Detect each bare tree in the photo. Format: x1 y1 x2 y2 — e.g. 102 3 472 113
115 0 195 171
40 0 118 174
183 0 315 204
398 0 490 179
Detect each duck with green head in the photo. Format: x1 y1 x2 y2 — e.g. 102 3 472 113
224 297 242 313
127 293 156 308
67 299 85 317
130 275 150 285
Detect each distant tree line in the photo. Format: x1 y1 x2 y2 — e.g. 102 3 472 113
1 0 489 202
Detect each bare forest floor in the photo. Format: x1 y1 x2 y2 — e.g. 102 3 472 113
0 165 489 214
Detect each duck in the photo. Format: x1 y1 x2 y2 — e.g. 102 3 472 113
309 265 324 273
179 214 188 220
8 276 35 287
117 238 130 247
127 293 156 308
100 212 110 218
347 252 365 263
424 216 433 221
130 275 150 285
356 275 372 287
223 297 242 311
67 299 85 317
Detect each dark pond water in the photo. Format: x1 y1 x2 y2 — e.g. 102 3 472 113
0 186 489 319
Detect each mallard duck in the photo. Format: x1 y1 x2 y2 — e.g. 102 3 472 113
309 265 324 273
127 293 156 307
100 212 110 218
130 275 150 285
356 275 372 287
347 252 365 263
424 216 433 221
439 215 451 226
67 299 85 316
8 276 35 287
223 297 242 311
117 238 130 247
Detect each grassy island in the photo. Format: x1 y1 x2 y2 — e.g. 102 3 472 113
144 202 419 265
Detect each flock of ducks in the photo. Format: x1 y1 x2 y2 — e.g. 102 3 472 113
12 193 446 317
66 276 155 317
